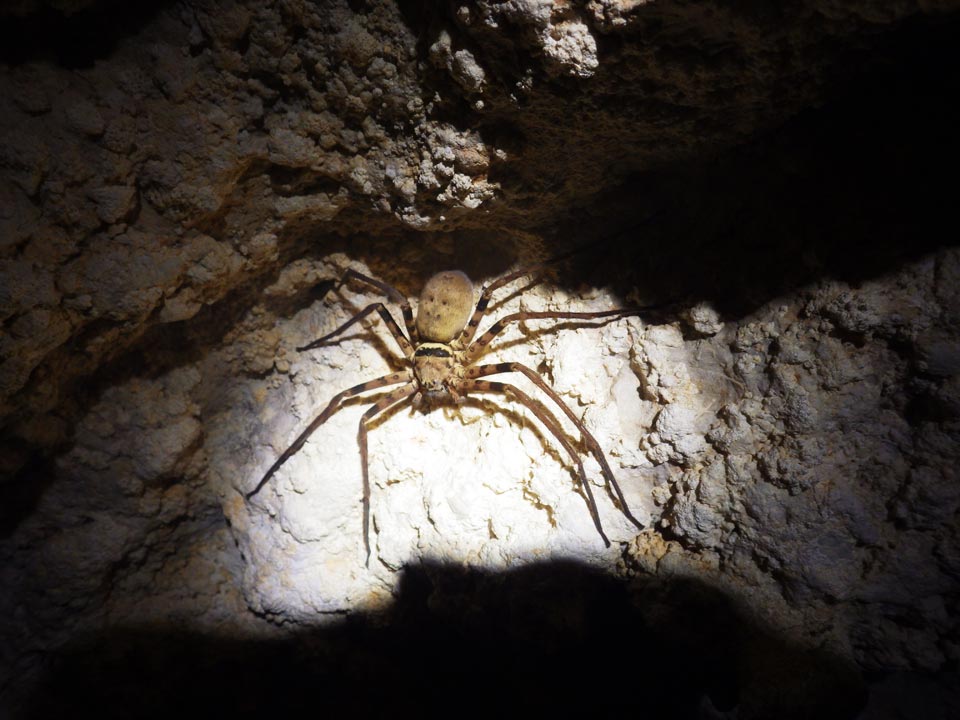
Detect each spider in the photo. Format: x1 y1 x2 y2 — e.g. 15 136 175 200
246 263 645 564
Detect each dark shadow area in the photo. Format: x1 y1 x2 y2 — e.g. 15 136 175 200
0 453 54 538
0 1 174 68
18 560 867 720
545 11 960 318
860 670 960 720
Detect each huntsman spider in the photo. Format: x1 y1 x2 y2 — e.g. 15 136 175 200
246 264 645 564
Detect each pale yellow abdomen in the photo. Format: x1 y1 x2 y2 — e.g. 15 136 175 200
416 271 475 342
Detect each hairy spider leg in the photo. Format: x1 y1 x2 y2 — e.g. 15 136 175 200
468 362 643 530
357 383 418 566
298 302 414 357
335 268 418 343
455 378 611 548
463 308 642 364
246 370 414 500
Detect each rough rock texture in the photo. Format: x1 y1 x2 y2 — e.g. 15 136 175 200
2 0 960 717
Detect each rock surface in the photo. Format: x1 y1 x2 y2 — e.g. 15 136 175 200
2 0 960 716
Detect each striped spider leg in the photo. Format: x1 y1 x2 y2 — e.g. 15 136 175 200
457 280 645 543
247 269 419 566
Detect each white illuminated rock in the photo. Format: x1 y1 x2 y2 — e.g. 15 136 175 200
231 262 659 615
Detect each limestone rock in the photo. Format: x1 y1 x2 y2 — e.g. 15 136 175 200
2 1 960 716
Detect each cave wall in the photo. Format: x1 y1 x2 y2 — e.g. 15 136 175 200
2 1 959 717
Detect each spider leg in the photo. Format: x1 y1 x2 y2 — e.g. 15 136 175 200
357 383 418 567
467 362 643 531
459 223 667 348
334 268 418 343
245 370 413 500
464 308 642 364
455 378 611 548
459 265 549 347
299 302 414 358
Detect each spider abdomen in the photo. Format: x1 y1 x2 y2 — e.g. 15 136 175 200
416 271 474 342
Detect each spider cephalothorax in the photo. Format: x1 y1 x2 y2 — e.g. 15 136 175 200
246 264 645 564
